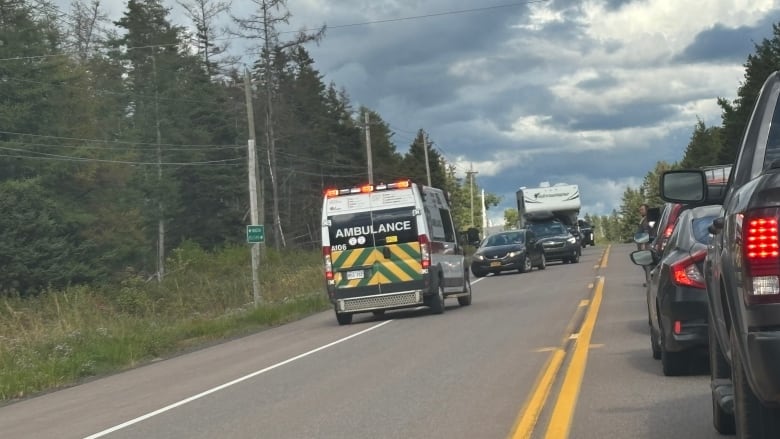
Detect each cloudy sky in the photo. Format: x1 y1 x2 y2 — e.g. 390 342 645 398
69 0 780 223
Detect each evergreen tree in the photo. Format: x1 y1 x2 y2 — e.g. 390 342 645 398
680 120 724 168
640 161 676 209
233 0 325 249
402 129 446 189
717 23 780 164
111 0 193 278
176 0 233 77
0 179 97 295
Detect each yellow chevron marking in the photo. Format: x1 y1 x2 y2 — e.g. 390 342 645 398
341 248 366 268
369 271 392 285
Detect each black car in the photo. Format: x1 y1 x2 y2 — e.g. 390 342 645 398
527 221 580 263
578 219 595 247
630 204 720 376
470 230 545 277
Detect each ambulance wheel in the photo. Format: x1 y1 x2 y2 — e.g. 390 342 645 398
335 309 352 325
428 283 445 314
458 276 472 307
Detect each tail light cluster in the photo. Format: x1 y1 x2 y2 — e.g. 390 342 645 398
419 234 431 269
742 209 780 304
323 246 333 280
671 250 707 289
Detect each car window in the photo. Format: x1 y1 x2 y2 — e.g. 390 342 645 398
764 98 780 169
692 215 718 244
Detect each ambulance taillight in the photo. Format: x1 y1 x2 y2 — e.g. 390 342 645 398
323 246 333 280
419 234 431 269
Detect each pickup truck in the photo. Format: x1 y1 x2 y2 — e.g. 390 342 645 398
659 71 780 437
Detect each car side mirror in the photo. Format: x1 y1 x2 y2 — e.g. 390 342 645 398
630 249 654 266
634 231 650 244
709 217 724 235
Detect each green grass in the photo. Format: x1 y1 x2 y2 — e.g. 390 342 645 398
0 243 331 402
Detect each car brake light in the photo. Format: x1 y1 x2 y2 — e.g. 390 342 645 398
670 250 706 289
743 210 780 304
419 234 431 269
664 224 674 238
323 246 333 280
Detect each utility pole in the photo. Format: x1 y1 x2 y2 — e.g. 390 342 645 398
423 133 431 186
481 188 487 229
365 111 373 184
151 54 165 283
466 164 478 226
244 68 262 306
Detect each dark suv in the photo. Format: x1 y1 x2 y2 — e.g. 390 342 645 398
578 219 595 247
527 220 580 263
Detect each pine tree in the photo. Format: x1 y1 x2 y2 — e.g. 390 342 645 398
718 23 780 164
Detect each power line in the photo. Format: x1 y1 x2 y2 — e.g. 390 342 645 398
0 1 548 62
2 140 243 152
0 130 241 148
6 77 236 107
309 1 547 32
0 151 243 166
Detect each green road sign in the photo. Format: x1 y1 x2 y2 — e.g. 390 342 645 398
247 225 265 243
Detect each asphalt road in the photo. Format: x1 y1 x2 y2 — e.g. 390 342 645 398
0 244 725 439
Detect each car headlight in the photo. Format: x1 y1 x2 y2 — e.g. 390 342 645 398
475 255 484 261
567 237 576 244
508 251 518 258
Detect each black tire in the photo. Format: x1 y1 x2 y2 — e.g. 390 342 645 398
708 323 735 433
335 310 352 325
428 281 445 314
537 253 546 270
518 255 532 273
571 252 580 263
458 275 472 306
650 327 661 360
733 331 780 437
713 395 736 436
660 321 687 376
661 347 687 376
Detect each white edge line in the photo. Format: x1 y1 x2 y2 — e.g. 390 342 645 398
83 320 393 439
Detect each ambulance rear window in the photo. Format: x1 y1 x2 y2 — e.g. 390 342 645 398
328 207 418 249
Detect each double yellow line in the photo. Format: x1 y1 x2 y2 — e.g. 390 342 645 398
508 246 609 439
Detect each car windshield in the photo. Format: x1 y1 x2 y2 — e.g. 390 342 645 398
484 232 523 247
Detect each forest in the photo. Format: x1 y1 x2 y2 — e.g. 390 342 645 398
5 0 780 295
0 0 502 296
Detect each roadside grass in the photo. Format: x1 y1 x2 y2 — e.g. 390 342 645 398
0 243 330 402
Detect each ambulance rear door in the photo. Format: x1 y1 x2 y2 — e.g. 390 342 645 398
326 188 424 296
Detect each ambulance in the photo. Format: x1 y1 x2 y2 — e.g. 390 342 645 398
322 180 472 325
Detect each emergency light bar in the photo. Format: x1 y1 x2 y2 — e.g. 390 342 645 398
325 180 412 197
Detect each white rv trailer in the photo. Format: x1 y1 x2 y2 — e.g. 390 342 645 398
516 182 581 228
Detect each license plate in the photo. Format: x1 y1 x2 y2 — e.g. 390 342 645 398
490 261 501 267
346 270 364 280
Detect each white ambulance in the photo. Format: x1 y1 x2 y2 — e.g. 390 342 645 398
321 180 472 325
